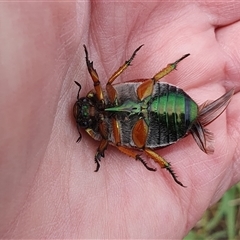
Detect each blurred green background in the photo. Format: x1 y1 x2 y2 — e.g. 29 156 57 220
185 183 240 240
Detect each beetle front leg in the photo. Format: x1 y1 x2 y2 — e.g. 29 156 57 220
84 45 104 102
94 119 109 171
144 148 186 187
152 53 190 82
94 139 108 172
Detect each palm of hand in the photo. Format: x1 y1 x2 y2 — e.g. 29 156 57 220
1 2 240 239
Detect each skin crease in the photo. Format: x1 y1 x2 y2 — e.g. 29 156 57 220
0 1 240 239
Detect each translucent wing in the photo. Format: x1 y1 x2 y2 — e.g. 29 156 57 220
190 89 234 153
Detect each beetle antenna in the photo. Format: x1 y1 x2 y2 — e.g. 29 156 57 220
76 135 82 143
74 81 81 100
76 124 82 143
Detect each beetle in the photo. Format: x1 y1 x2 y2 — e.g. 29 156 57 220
73 45 234 187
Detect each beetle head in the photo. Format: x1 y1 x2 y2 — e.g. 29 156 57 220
73 97 95 129
73 81 99 143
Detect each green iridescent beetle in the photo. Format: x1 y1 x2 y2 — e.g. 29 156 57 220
73 45 234 187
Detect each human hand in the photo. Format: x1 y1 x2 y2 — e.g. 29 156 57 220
1 2 240 239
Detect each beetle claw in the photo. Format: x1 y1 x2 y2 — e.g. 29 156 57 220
94 163 100 172
136 155 156 172
165 165 186 188
94 154 101 172
94 158 100 172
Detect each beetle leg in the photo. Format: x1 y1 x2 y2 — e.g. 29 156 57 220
135 54 190 100
94 139 108 172
84 45 104 102
136 79 154 100
116 146 156 171
94 116 110 171
152 53 190 82
112 118 121 145
132 119 148 148
144 148 186 187
107 45 144 85
106 45 144 103
106 84 118 104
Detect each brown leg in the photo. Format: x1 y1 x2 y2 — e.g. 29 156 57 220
132 119 148 148
136 54 190 100
106 45 146 145
94 119 109 172
107 45 144 85
106 45 144 103
136 79 154 100
84 45 104 102
144 148 186 187
152 53 190 82
112 118 121 145
94 139 108 172
117 146 156 171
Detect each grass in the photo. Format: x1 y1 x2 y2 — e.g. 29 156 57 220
184 183 240 240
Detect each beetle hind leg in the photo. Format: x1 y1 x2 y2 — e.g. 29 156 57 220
136 155 156 171
144 148 186 187
165 164 186 188
152 53 190 82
